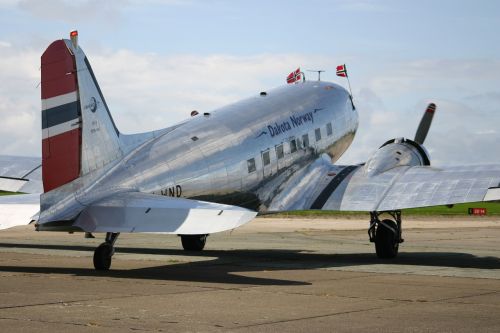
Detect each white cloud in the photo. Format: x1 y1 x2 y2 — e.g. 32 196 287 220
86 49 338 133
0 45 40 156
1 42 499 168
367 59 500 98
0 44 338 156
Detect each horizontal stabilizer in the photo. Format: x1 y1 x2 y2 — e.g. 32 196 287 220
73 192 257 234
0 194 40 230
0 177 28 192
0 155 42 193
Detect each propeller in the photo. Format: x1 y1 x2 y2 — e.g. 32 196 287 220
414 103 436 145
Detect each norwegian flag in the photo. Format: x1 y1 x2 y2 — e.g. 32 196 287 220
286 68 301 84
336 64 348 77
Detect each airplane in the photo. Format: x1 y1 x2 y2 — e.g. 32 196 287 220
1 31 499 271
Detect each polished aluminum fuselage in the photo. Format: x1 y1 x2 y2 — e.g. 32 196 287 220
40 81 358 220
112 81 358 212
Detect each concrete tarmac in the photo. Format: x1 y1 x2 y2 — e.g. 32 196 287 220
1 216 500 332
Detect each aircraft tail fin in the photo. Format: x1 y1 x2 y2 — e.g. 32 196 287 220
41 32 123 193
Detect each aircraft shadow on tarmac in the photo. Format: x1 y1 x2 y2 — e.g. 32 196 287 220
0 242 499 285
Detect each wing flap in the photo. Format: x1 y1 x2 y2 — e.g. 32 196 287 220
73 192 257 234
375 165 500 211
323 164 500 211
481 187 500 202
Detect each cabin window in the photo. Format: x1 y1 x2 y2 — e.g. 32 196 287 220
315 128 322 141
326 122 333 136
247 158 256 173
262 151 270 166
276 144 284 159
302 134 309 148
290 139 297 153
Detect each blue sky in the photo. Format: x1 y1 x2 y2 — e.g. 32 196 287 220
0 0 499 165
3 0 499 57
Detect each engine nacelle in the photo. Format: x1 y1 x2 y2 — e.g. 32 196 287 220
364 138 430 177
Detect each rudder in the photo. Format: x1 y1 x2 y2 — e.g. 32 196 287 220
40 33 123 193
41 40 82 192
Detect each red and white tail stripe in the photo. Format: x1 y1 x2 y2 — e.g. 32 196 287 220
41 40 82 192
41 91 80 139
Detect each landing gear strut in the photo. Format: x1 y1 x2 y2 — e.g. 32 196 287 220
93 232 120 270
368 211 404 259
180 234 208 251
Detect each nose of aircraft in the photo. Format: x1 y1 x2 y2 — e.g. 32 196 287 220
321 81 354 109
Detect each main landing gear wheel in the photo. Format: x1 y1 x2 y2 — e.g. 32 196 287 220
93 232 120 270
180 234 208 251
368 211 403 259
375 219 399 258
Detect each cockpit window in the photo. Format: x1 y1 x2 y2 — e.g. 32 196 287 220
247 158 256 173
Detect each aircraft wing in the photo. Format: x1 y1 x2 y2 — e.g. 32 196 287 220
0 155 42 193
41 192 257 234
0 193 40 230
269 157 500 212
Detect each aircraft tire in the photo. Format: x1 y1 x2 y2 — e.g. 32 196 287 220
180 234 207 251
93 242 113 270
375 219 399 259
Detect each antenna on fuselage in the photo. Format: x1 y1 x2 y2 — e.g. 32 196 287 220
307 70 325 81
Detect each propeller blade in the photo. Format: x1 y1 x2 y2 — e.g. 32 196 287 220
414 103 436 145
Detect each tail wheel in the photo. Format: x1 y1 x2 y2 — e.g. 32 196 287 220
180 234 208 251
375 219 399 259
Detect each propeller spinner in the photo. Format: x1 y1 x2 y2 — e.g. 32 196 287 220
414 103 436 145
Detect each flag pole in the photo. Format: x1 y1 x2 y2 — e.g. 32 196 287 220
344 65 356 110
343 64 353 96
346 74 353 97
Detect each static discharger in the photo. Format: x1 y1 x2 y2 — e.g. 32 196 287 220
70 30 78 49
